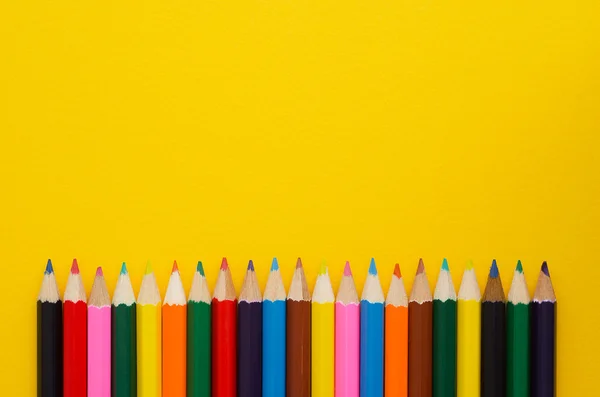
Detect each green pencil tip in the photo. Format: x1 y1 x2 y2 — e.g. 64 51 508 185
120 262 127 275
197 261 205 276
441 258 449 271
516 260 523 273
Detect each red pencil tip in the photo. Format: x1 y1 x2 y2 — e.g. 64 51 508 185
296 257 303 269
221 257 229 270
172 260 179 273
416 258 425 275
394 263 402 278
96 267 103 277
71 259 80 274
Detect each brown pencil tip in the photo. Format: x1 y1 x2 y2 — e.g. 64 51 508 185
296 257 303 269
416 258 425 274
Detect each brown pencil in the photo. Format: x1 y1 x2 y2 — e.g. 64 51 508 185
286 258 311 397
408 258 433 397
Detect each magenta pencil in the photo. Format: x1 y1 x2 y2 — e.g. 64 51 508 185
335 261 360 397
88 267 111 397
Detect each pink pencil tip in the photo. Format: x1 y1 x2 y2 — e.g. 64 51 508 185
416 258 425 275
96 267 103 277
344 261 352 276
172 260 179 273
71 259 80 274
394 263 402 278
221 257 229 270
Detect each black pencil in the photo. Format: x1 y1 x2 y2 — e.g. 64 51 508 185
531 261 556 397
37 259 63 397
238 260 263 397
480 259 505 397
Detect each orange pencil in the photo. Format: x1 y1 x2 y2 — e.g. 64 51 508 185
163 261 187 397
385 264 409 397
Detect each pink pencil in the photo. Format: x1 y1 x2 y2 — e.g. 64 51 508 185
335 261 360 397
88 267 111 397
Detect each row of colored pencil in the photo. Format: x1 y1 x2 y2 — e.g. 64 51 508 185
37 257 556 397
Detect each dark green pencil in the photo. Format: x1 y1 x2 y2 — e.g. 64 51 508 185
433 258 457 397
111 262 137 397
187 261 212 397
507 260 530 397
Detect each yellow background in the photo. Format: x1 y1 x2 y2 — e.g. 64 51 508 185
1 0 599 395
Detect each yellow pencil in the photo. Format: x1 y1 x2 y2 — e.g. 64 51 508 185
311 263 335 397
137 262 162 397
457 261 481 397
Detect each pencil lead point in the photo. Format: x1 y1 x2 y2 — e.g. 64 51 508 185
296 257 303 269
197 261 205 276
271 257 279 271
416 258 425 274
96 266 103 277
172 260 179 273
120 262 127 275
221 257 229 270
441 258 449 271
45 259 54 274
319 261 327 275
368 258 377 275
393 263 401 278
490 259 499 278
145 261 153 275
465 260 474 270
248 260 254 271
71 259 80 275
541 261 549 277
344 261 352 276
516 260 523 273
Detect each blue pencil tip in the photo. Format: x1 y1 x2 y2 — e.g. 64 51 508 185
120 262 127 275
271 257 279 271
490 259 499 278
197 261 205 276
368 258 377 275
441 258 449 271
541 261 549 276
248 260 255 271
45 259 53 274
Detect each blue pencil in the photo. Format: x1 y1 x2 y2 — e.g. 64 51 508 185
262 258 287 397
360 258 385 397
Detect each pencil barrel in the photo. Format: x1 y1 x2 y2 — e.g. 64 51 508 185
531 302 555 397
286 300 310 397
336 302 360 397
238 301 263 397
112 304 136 397
312 301 334 397
163 304 187 397
263 300 286 397
360 301 384 397
137 303 162 397
408 301 433 397
63 300 87 397
506 303 530 397
433 299 457 397
385 305 408 397
38 301 63 397
212 299 237 397
457 300 480 397
88 306 111 397
480 301 505 397
187 301 211 397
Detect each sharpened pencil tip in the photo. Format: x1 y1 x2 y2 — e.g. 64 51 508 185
248 260 254 271
271 257 279 271
45 259 53 274
120 262 127 275
441 258 449 271
145 261 153 275
393 263 401 278
344 261 352 276
466 260 474 270
196 261 205 276
296 257 303 269
369 258 377 275
416 258 425 274
490 259 499 278
71 259 80 275
96 266 103 277
319 261 327 275
516 260 523 273
541 261 549 277
172 261 179 273
221 257 229 270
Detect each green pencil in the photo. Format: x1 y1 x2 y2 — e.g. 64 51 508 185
187 261 212 397
507 260 530 397
112 262 137 397
433 258 457 397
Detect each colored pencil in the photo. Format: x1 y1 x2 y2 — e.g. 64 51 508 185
88 267 111 397
187 261 211 397
456 261 481 397
63 259 87 397
408 258 433 397
361 258 385 397
38 260 62 397
112 262 137 397
531 261 556 397
507 260 530 397
480 259 505 397
312 262 335 397
163 261 187 397
262 258 286 397
238 260 263 397
212 258 237 397
137 262 162 397
336 261 360 397
286 258 311 397
385 263 408 397
433 258 457 397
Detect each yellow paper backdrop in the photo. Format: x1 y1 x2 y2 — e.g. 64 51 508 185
1 0 599 395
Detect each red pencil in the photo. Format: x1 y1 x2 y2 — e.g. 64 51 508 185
64 259 87 397
212 257 237 397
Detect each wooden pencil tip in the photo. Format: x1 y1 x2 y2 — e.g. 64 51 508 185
145 261 153 275
71 259 80 274
416 258 425 274
95 266 103 277
516 260 523 273
221 257 229 270
368 258 377 275
120 262 127 275
197 261 205 276
465 260 474 270
490 259 499 278
541 261 550 277
172 260 179 273
296 257 303 269
344 261 352 276
441 258 449 271
393 263 401 278
45 259 54 274
271 257 279 271
319 261 327 275
247 260 255 271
